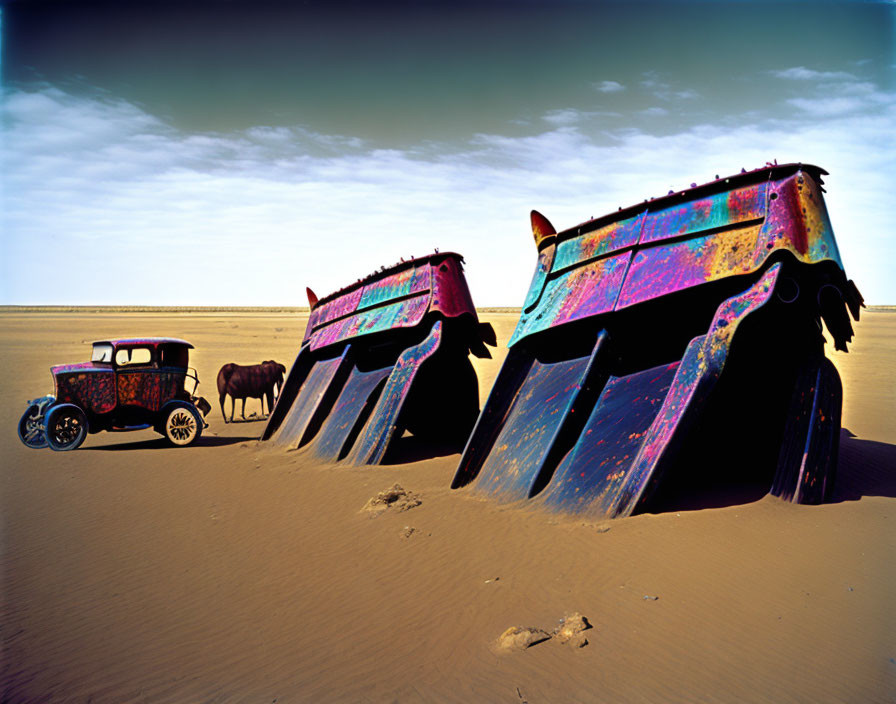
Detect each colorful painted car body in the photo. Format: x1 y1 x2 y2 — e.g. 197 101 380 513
18 338 211 451
262 252 495 463
452 164 863 518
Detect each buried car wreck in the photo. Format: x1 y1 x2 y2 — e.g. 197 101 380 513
452 163 864 517
262 252 496 463
18 338 211 451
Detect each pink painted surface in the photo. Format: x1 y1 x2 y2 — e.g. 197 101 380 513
304 253 478 352
639 182 767 244
512 167 845 344
430 256 476 319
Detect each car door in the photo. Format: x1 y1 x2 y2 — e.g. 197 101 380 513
115 346 161 411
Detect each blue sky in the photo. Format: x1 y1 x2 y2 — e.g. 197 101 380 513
2 0 894 305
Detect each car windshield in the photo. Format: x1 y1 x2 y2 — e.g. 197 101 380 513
91 343 114 363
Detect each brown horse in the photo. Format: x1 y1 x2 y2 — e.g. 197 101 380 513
216 360 286 423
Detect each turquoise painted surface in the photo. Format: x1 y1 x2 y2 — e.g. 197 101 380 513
510 171 845 346
357 264 430 309
309 294 430 351
552 212 643 272
509 252 630 347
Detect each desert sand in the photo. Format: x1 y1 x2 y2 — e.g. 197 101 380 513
2 309 894 703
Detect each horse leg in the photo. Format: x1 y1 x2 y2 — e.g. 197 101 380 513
241 397 247 420
219 391 228 423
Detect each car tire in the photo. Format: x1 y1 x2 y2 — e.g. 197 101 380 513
18 403 49 449
45 404 88 451
162 402 203 447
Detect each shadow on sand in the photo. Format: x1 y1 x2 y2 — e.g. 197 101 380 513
381 435 465 466
644 427 896 515
84 435 259 451
830 428 896 502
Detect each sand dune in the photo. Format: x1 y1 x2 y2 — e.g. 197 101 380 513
1 311 894 703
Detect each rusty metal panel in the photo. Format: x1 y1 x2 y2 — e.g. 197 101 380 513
511 165 854 349
53 364 116 415
117 370 162 412
771 357 841 504
309 287 365 330
344 319 444 465
638 182 767 244
616 222 764 309
357 264 431 309
762 171 842 267
583 264 782 518
552 212 644 270
510 252 631 346
534 362 680 515
467 354 591 501
304 253 485 352
309 365 393 460
616 172 844 311
266 348 351 448
431 255 477 318
308 295 431 352
453 164 862 517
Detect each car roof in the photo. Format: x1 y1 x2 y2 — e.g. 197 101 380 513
92 338 194 349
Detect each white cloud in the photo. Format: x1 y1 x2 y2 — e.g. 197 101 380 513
772 67 857 81
595 80 625 93
641 106 669 116
2 81 894 306
638 72 700 101
787 96 868 116
543 109 581 126
785 75 895 116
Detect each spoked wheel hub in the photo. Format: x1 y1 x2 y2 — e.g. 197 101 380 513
164 406 202 446
52 415 83 445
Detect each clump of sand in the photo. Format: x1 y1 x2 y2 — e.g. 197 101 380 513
362 484 421 516
496 613 592 652
554 613 591 647
495 626 551 652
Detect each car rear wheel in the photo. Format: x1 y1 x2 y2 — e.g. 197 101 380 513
18 403 49 449
163 403 203 447
45 404 88 451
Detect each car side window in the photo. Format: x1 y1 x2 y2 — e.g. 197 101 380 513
158 345 188 368
91 343 114 363
115 347 153 367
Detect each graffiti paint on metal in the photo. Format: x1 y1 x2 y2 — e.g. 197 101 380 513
344 319 444 465
455 164 862 517
509 165 852 348
263 253 492 464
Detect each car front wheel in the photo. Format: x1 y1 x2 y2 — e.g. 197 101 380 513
45 404 88 451
163 403 203 447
